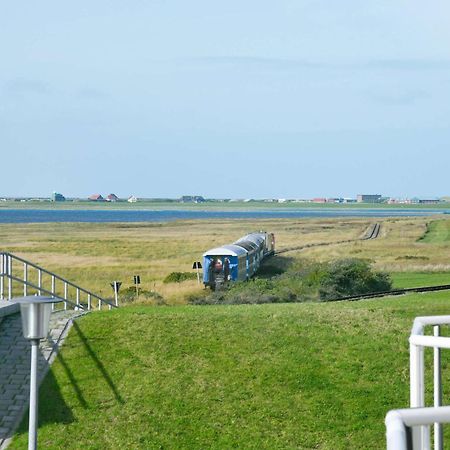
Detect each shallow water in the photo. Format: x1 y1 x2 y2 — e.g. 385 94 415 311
0 208 445 224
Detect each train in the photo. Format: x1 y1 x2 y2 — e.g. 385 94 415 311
203 231 275 290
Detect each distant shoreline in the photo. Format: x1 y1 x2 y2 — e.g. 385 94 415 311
0 200 448 211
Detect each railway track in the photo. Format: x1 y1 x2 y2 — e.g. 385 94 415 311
361 222 381 240
332 283 450 302
275 223 381 256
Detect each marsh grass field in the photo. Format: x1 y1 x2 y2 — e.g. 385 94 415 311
2 215 450 304
5 215 450 448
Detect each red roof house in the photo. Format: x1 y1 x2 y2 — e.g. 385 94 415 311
88 194 104 201
106 194 119 202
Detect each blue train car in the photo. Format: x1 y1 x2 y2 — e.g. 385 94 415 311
203 231 275 290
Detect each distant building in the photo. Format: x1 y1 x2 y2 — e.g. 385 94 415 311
127 195 138 203
357 194 382 203
418 199 441 204
88 194 104 201
106 193 119 202
51 192 65 202
180 196 205 203
312 198 327 203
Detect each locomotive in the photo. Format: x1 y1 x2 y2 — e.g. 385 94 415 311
203 231 275 290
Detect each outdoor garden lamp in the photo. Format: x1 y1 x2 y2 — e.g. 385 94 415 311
14 295 61 450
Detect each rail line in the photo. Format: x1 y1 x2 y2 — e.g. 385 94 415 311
332 283 450 302
361 222 381 240
275 222 381 256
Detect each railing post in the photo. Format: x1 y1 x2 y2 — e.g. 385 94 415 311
411 342 430 449
8 254 12 300
98 298 102 311
87 294 91 310
51 275 56 310
434 325 443 450
0 253 4 300
76 288 80 310
37 269 42 296
23 262 28 296
64 282 68 310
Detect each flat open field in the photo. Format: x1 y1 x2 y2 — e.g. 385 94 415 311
2 216 450 303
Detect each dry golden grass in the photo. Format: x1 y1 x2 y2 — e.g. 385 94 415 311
0 216 448 304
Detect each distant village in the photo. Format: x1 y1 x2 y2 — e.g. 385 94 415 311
0 193 446 205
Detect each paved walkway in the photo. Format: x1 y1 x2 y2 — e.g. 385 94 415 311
0 310 85 447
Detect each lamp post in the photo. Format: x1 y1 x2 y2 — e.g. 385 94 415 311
14 296 61 450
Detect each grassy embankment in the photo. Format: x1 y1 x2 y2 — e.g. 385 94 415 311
390 219 450 288
9 293 450 449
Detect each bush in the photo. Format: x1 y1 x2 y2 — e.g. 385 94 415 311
189 258 392 305
119 286 166 305
319 258 392 301
163 272 198 284
189 260 325 305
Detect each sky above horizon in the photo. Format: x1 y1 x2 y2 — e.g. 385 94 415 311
1 1 450 199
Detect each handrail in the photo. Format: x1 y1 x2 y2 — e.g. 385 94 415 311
386 406 450 450
0 252 105 302
0 251 116 310
387 315 450 450
6 274 84 310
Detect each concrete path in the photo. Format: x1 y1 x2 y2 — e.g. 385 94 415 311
0 310 85 448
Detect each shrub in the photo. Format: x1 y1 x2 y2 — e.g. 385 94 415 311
119 286 166 305
163 272 198 284
319 258 392 301
189 258 392 305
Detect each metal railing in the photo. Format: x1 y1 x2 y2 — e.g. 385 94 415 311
386 315 450 450
0 252 116 311
386 406 450 450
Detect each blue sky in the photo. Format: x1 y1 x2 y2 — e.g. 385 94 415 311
1 1 450 198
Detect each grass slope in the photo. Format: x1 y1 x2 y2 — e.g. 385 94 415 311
10 294 450 449
391 272 450 288
420 219 450 243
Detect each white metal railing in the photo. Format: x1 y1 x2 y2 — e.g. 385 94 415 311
0 252 116 311
386 315 450 450
386 406 450 450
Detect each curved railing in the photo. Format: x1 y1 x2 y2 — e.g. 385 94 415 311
386 315 450 450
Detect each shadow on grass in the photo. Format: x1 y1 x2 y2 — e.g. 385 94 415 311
55 351 88 408
9 320 125 446
72 321 125 405
9 358 76 444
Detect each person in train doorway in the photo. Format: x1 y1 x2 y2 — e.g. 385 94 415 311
208 258 216 284
214 258 223 273
224 257 230 281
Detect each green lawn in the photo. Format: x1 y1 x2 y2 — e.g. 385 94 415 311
10 294 450 449
420 219 450 243
391 272 450 288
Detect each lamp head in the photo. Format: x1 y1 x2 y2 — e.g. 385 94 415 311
13 296 61 340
